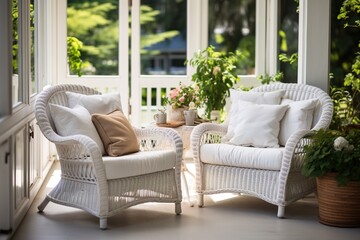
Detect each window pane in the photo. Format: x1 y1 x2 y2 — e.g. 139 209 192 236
30 0 36 95
208 0 256 75
330 1 360 87
279 0 298 83
140 0 187 75
12 0 20 105
67 0 119 75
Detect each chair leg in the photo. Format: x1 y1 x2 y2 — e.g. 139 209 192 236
197 193 204 207
100 218 107 230
175 202 182 215
277 206 285 218
37 196 50 212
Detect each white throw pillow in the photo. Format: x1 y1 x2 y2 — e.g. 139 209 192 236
278 98 318 146
226 101 288 148
49 104 105 154
229 89 286 105
227 89 285 122
224 89 286 141
66 92 122 114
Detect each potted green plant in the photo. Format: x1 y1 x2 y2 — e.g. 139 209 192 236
301 56 360 227
301 127 360 227
302 128 360 186
302 1 360 223
187 45 243 120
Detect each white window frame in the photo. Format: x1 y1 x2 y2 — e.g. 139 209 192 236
131 0 272 126
54 0 277 126
131 0 202 126
0 0 12 118
55 0 130 116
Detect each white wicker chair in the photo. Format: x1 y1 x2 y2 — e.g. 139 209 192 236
35 84 183 229
191 83 333 217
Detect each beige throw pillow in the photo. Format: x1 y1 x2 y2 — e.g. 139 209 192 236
92 110 139 157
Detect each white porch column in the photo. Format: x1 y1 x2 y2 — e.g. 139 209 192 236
298 0 331 92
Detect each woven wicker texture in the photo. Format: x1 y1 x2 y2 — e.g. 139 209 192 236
35 84 183 229
191 83 333 217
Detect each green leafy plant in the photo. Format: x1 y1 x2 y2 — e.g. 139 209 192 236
279 52 298 66
337 0 360 28
303 1 360 187
330 0 360 130
302 128 360 186
187 45 243 119
330 81 359 131
257 71 284 85
67 37 85 77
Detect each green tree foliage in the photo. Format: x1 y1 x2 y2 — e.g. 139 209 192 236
139 0 185 74
331 0 360 87
338 0 360 28
12 0 35 75
257 72 284 85
67 0 183 75
208 0 256 75
67 0 119 75
67 37 85 77
330 0 360 130
139 5 179 55
278 52 298 66
277 0 359 86
278 0 299 82
12 0 19 74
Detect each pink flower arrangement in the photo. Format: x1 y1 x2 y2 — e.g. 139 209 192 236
164 82 201 109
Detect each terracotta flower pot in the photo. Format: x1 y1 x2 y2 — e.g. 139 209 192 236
316 173 360 227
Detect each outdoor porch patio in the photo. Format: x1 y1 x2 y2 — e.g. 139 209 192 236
9 161 360 240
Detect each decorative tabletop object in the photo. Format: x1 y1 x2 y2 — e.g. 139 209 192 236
153 107 167 124
184 102 197 126
164 82 201 122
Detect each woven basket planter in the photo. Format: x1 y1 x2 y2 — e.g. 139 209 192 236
316 173 360 227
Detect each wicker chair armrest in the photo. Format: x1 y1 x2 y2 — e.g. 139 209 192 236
134 127 183 167
281 129 314 175
38 125 103 157
39 128 108 194
190 123 227 159
190 123 227 193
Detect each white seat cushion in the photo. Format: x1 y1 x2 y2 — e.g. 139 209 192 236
200 144 284 171
102 150 176 179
